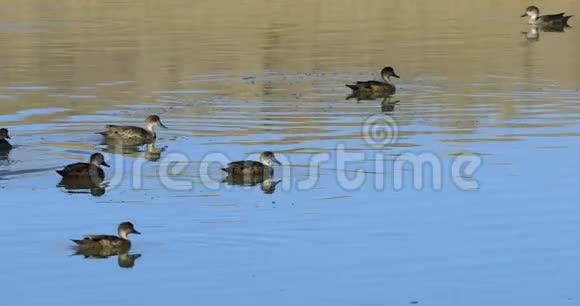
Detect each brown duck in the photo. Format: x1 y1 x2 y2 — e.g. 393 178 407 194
222 151 282 177
56 153 109 181
0 128 12 151
346 66 400 95
98 115 167 146
71 222 141 253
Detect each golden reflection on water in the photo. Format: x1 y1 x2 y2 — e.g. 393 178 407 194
0 0 579 143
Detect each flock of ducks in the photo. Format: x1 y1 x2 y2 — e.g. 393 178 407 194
0 5 573 262
1 115 286 259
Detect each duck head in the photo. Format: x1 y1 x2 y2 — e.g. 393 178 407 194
118 222 141 239
381 66 400 82
259 151 282 167
90 153 110 167
0 128 10 140
521 6 540 18
145 115 168 131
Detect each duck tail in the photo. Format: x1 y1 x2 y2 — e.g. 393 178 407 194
71 239 82 245
564 15 573 24
56 170 65 177
221 168 229 173
346 84 359 91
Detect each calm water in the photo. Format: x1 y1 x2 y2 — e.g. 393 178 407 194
2 1 580 305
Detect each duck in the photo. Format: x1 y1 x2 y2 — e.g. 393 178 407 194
98 115 167 146
0 128 12 151
56 153 109 181
346 66 400 95
71 222 141 253
521 6 573 26
222 151 282 177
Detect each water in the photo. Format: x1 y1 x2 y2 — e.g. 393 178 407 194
1 0 580 305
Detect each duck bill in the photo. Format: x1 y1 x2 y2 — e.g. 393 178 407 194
520 13 528 17
273 158 282 166
132 230 141 235
159 122 168 129
102 161 110 168
5 135 10 139
392 73 400 78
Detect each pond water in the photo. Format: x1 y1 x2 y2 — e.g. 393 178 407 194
1 1 580 305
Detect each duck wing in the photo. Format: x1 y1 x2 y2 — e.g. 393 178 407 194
346 80 383 91
101 125 150 138
73 235 122 248
97 124 121 135
56 163 104 180
539 13 567 22
358 80 385 86
56 162 89 176
83 235 119 241
222 160 267 174
71 235 115 246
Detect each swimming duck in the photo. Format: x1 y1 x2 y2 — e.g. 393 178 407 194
71 222 141 253
346 67 400 95
56 153 109 181
98 115 167 146
222 151 282 177
521 6 573 26
0 128 12 151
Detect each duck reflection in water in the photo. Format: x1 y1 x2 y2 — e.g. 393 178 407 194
223 174 282 194
102 143 166 162
58 180 107 196
346 90 392 101
71 222 141 268
73 251 142 269
347 92 399 114
222 151 282 194
381 98 399 114
521 24 569 42
0 150 9 161
260 178 282 194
